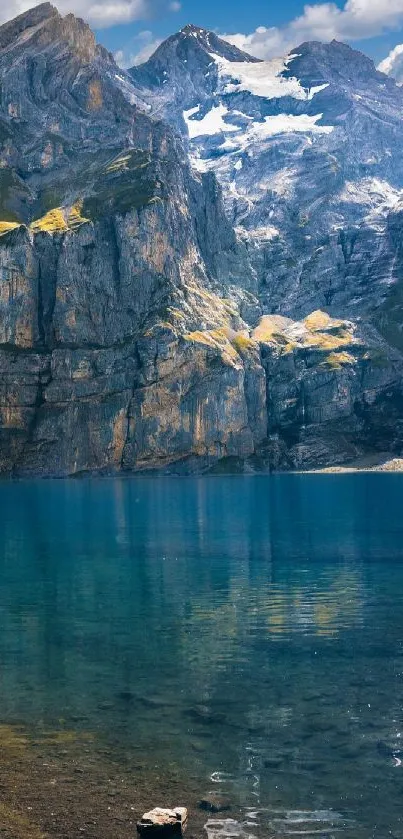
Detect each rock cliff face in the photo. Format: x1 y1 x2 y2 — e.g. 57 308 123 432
129 25 403 470
0 6 403 474
0 4 266 475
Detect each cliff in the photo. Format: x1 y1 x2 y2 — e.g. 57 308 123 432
0 7 402 474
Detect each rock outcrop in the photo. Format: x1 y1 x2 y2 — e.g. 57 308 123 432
0 6 403 474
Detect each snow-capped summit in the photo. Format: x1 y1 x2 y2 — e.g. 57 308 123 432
178 23 259 63
130 23 259 98
129 25 403 320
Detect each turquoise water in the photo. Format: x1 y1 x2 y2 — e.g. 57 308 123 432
1 475 403 837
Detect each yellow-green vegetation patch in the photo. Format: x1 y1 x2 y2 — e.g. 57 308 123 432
231 333 255 354
304 310 343 331
222 300 238 317
322 351 356 369
30 202 91 235
106 153 135 174
167 306 186 321
30 148 159 233
144 320 176 338
253 311 359 356
40 728 95 746
282 340 298 354
184 328 239 361
30 207 68 233
0 220 21 235
67 200 90 230
0 723 29 758
253 315 294 343
307 329 356 351
184 329 222 349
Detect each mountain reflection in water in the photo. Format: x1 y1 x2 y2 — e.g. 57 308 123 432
0 475 402 839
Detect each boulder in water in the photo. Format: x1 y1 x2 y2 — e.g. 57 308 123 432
137 807 188 836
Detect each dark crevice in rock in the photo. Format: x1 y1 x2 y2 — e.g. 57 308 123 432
12 357 52 475
109 217 122 295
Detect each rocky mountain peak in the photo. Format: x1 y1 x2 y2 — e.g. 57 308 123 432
287 38 391 89
176 23 260 63
130 23 259 90
46 10 99 62
0 1 102 64
0 2 57 49
0 3 134 191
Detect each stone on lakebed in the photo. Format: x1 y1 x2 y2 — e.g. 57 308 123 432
137 807 188 836
198 793 231 813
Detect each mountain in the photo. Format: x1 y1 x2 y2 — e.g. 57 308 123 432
130 29 403 317
130 24 259 132
0 5 266 476
0 9 402 475
129 27 403 468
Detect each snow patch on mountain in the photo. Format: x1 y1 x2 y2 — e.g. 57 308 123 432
210 53 329 101
184 102 333 143
184 103 240 137
244 113 333 140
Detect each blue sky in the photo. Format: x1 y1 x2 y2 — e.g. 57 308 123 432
98 0 321 53
91 0 403 68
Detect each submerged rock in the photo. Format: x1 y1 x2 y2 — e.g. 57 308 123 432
137 807 188 836
198 794 232 813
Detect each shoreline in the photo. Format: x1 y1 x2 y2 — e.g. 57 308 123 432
303 456 403 474
1 454 403 480
0 721 212 839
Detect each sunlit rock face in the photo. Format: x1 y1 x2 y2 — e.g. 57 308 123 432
0 4 266 475
0 7 403 474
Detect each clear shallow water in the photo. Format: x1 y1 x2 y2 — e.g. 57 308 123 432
1 475 403 837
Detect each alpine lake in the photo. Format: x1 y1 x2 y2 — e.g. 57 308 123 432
1 474 403 839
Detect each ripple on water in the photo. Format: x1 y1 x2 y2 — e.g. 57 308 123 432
205 808 354 838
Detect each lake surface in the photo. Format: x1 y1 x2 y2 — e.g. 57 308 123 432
1 475 403 838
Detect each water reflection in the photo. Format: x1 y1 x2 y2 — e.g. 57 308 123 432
0 475 403 837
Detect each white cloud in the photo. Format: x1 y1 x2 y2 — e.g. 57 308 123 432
115 29 162 66
224 0 403 60
378 42 403 80
0 0 175 28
